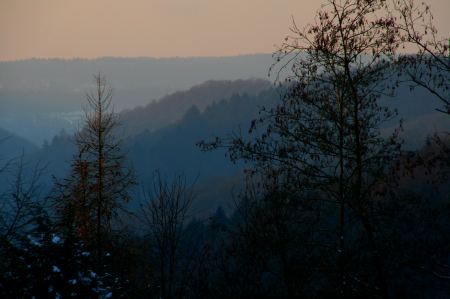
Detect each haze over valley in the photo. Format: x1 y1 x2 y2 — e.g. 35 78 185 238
1 0 449 298
0 55 274 144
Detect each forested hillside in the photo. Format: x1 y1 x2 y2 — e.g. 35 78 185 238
0 55 272 144
0 127 38 160
2 76 449 212
1 0 449 298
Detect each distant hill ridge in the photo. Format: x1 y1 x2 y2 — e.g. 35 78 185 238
3 77 449 213
118 79 272 137
0 55 274 144
0 128 38 160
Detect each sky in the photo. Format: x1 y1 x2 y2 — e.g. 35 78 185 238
0 0 449 61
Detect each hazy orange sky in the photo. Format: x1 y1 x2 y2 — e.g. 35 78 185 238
1 0 449 61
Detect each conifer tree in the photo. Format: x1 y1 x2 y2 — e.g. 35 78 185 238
56 74 135 266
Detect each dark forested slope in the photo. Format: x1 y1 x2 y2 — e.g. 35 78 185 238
16 78 449 213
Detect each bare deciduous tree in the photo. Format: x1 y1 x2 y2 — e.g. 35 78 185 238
0 154 45 243
201 0 406 297
391 0 449 113
141 171 195 299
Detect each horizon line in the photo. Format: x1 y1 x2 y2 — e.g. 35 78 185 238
0 52 275 63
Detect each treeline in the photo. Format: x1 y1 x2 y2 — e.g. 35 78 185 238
1 0 450 298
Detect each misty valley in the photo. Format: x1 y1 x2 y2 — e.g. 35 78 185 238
1 0 450 298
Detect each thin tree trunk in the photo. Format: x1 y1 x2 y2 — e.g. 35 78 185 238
96 92 104 270
337 90 346 299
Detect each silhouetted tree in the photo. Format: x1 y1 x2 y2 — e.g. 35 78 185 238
201 0 407 297
0 154 45 243
55 74 135 267
141 171 195 299
54 152 91 242
390 0 450 284
391 0 449 113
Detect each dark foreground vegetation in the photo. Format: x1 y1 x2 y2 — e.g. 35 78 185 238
0 0 449 298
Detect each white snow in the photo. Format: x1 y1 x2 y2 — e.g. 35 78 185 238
68 279 77 285
28 235 42 247
90 271 97 278
52 235 61 244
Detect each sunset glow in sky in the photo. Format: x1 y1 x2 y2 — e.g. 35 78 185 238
1 0 449 61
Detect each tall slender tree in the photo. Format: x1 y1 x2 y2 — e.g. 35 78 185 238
201 0 405 297
141 172 195 299
55 74 135 266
